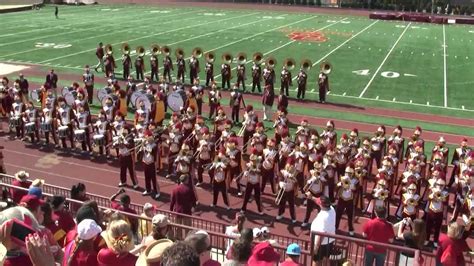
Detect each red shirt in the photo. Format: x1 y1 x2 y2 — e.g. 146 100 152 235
202 259 221 266
362 218 395 253
4 255 32 266
53 209 76 232
11 179 31 203
110 202 138 233
62 241 98 266
280 259 302 266
97 248 137 266
64 228 106 252
436 233 469 266
170 184 196 215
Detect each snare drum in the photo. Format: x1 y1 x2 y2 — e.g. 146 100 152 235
25 122 36 134
93 134 105 146
74 129 85 142
40 123 52 132
58 126 69 138
9 117 20 128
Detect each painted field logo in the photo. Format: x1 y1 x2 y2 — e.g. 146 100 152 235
287 31 328 43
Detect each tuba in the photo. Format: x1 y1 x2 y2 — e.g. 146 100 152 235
205 52 215 63
283 58 296 70
151 44 161 56
301 59 312 71
236 52 247 65
253 52 263 65
265 56 276 69
222 53 232 64
161 46 171 56
192 47 203 58
320 61 332 75
105 44 113 55
136 46 145 57
121 43 130 55
175 47 184 58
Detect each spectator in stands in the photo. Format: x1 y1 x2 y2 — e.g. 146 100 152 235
310 196 335 266
136 238 174 266
281 243 302 266
0 146 6 174
362 206 395 266
70 183 89 213
20 195 44 225
11 171 31 203
225 213 246 254
260 226 278 246
109 190 138 238
160 241 200 266
51 195 75 234
226 228 253 263
139 213 173 250
247 241 280 265
436 222 470 266
138 203 155 240
185 230 221 266
28 179 44 198
41 201 66 248
396 218 426 265
98 219 138 266
63 219 102 266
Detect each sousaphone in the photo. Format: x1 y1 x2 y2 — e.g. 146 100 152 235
151 44 161 56
175 47 184 58
265 56 276 69
192 47 203 58
222 52 232 64
205 51 215 63
320 61 332 75
161 46 171 56
236 52 247 65
283 58 296 70
136 46 145 57
252 52 263 65
300 59 312 71
121 43 130 55
105 44 113 55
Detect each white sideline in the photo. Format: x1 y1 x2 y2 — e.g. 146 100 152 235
38 12 259 64
359 22 412 98
443 24 448 108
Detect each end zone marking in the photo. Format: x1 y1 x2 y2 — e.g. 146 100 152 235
359 22 412 98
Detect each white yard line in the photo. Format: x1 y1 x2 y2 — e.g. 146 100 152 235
359 22 412 98
443 24 448 108
38 12 259 64
292 20 379 81
213 17 345 80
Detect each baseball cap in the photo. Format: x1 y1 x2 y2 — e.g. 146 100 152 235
20 195 44 211
247 241 281 266
136 239 174 266
152 214 169 228
286 243 301 256
27 186 43 199
77 219 102 240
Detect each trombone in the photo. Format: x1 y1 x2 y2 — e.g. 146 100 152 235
252 52 263 65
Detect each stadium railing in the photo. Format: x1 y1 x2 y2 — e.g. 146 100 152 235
0 173 311 250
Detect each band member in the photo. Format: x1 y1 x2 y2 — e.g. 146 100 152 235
122 51 132 80
263 67 275 90
103 97 117 123
302 158 326 227
251 61 262 93
296 68 307 100
407 141 427 179
449 138 470 187
196 127 213 185
250 122 266 155
176 54 186 83
229 86 244 123
135 54 145 81
175 143 192 182
221 61 231 90
45 69 58 94
294 142 308 197
321 120 337 147
397 160 421 195
142 130 159 199
40 98 58 146
277 91 288 112
166 123 183 178
335 165 358 235
95 42 104 72
82 66 94 104
111 126 138 189
308 132 325 171
213 108 227 139
104 52 116 78
240 153 263 215
56 97 75 149
277 132 293 171
387 125 404 161
431 136 449 171
365 179 390 218
295 119 310 145
163 53 173 82
405 126 424 161
276 157 298 223
226 137 242 194
370 125 387 170
189 55 199 84
23 101 39 143
280 66 292 96
425 179 448 245
209 157 230 209
396 183 420 220
318 71 329 103
73 104 92 153
273 108 288 144
261 138 278 194
323 147 337 202
451 169 473 222
151 92 165 126
262 84 274 121
236 63 246 91
208 83 221 119
150 53 159 82
184 88 197 115
18 74 29 103
189 79 203 115
74 89 89 113
92 111 110 157
10 93 25 139
335 134 351 177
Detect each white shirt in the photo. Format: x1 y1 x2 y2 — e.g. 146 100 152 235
310 206 336 245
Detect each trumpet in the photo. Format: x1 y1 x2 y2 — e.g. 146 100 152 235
407 198 417 206
175 47 184 58
192 47 203 58
265 56 276 69
105 44 113 55
253 52 263 64
300 58 312 71
379 190 388 200
320 61 332 75
151 44 161 56
122 43 130 55
205 51 215 63
136 46 145 57
161 46 171 56
342 178 351 189
433 191 443 200
283 58 296 70
236 52 247 65
222 52 232 64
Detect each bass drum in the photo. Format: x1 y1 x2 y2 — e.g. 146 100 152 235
135 94 155 111
64 92 76 106
97 87 112 102
130 90 146 108
167 90 186 112
101 94 119 107
30 89 40 102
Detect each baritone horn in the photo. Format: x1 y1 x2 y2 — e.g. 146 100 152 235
320 61 332 75
192 47 203 58
265 56 276 69
222 52 233 64
283 58 296 70
205 52 215 63
301 59 312 71
136 46 145 57
236 52 247 65
253 52 263 64
151 44 161 56
121 43 130 55
161 46 171 56
175 47 184 58
105 44 113 55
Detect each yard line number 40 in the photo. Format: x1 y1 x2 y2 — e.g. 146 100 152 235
352 69 401 78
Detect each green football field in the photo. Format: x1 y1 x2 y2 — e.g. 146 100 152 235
1 4 473 116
